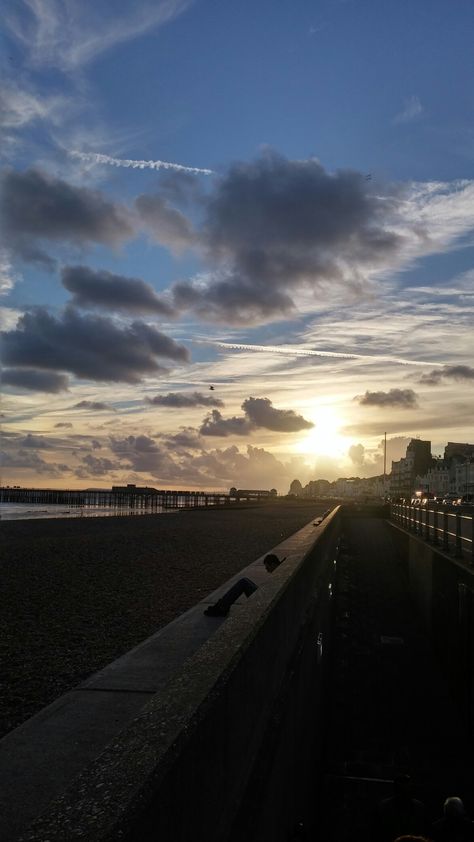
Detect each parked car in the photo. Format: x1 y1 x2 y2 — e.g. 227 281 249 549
458 493 474 507
442 493 461 505
421 497 435 506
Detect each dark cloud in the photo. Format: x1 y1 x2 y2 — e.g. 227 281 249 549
347 436 412 476
109 434 176 473
156 171 204 208
200 409 252 437
242 396 313 432
105 437 298 490
106 434 300 488
1 168 133 268
0 449 63 474
61 265 175 316
1 307 189 384
75 454 121 477
135 193 195 252
356 388 418 408
55 422 73 428
162 427 203 450
188 444 299 491
171 151 404 324
200 396 313 436
172 278 294 325
73 400 115 411
146 391 224 408
419 365 474 385
1 367 69 392
19 433 52 449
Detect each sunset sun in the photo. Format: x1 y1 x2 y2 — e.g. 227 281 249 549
293 407 350 459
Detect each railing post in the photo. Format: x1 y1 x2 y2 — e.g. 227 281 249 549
424 506 430 541
471 514 474 567
433 506 439 545
443 511 449 552
455 512 463 559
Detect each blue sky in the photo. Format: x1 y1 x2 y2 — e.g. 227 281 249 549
1 0 474 491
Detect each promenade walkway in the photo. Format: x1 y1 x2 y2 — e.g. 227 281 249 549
316 515 474 840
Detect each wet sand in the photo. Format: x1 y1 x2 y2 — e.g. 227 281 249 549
0 500 327 738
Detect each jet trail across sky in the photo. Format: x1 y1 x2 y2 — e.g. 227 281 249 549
70 150 214 175
198 340 444 368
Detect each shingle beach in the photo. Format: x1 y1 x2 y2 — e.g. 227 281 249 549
0 500 327 738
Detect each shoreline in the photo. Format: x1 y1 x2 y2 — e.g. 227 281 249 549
1 500 328 738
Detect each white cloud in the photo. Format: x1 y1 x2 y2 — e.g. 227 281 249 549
7 0 193 70
0 306 22 330
394 95 424 124
0 80 75 154
0 82 67 130
0 253 19 295
402 178 474 250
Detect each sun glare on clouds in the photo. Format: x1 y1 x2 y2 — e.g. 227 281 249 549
291 406 352 460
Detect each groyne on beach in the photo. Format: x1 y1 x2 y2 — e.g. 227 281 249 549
0 500 328 738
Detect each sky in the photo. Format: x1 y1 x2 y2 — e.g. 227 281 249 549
1 0 474 493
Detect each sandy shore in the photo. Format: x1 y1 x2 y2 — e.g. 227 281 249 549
0 500 328 738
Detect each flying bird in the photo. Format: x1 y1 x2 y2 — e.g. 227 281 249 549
209 385 215 390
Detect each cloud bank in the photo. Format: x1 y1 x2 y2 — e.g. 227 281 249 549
146 392 224 408
170 151 405 323
1 307 189 385
419 365 474 385
167 153 474 326
61 265 175 316
73 400 115 412
356 388 418 408
1 169 133 268
242 397 313 432
2 367 69 392
199 396 313 436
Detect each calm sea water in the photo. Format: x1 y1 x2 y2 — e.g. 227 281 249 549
0 503 171 521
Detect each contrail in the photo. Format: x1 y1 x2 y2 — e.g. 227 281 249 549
196 340 444 368
70 150 214 176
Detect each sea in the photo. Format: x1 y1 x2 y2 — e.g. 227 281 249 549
0 503 171 521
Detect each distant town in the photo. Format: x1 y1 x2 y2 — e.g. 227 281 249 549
289 439 474 502
2 441 474 507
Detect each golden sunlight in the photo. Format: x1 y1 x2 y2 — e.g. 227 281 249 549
292 406 352 459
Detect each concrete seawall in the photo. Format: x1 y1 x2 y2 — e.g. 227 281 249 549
1 507 341 841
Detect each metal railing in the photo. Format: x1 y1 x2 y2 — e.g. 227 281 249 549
391 503 474 564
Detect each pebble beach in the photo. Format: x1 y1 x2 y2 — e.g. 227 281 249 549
0 500 328 738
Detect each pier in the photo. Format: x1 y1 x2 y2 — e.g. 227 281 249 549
0 484 277 510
